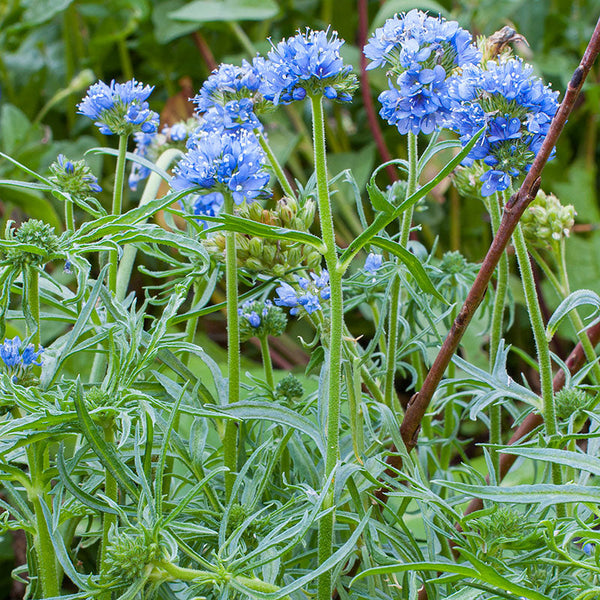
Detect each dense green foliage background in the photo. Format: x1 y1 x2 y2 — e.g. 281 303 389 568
1 0 600 596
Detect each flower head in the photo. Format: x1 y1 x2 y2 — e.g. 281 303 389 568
257 29 358 105
49 154 102 196
238 299 287 341
365 10 480 135
446 57 560 196
2 220 60 268
274 270 330 316
78 79 159 136
0 337 43 381
172 129 270 216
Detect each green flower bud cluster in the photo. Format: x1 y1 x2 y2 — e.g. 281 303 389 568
103 526 161 586
521 190 575 248
554 387 592 422
48 154 102 197
238 299 287 342
2 220 60 268
225 503 262 549
275 373 304 403
203 197 321 276
453 164 485 200
439 250 468 275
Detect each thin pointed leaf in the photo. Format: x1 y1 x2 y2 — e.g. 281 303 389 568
73 382 140 499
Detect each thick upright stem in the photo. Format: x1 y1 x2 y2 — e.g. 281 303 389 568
488 191 510 478
311 95 344 600
384 133 417 409
223 192 240 500
108 134 129 293
512 223 564 514
99 424 117 599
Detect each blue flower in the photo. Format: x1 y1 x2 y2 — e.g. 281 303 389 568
365 10 480 136
172 129 270 215
446 57 559 196
364 253 383 274
78 79 159 136
0 337 43 380
274 270 330 316
257 29 357 105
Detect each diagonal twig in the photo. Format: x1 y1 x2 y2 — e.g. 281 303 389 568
392 16 600 470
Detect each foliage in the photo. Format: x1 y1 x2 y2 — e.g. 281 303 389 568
0 1 600 600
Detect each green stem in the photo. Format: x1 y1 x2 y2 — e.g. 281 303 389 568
223 192 240 501
30 471 60 596
384 132 418 410
256 131 296 200
65 198 75 232
117 38 133 81
26 266 40 347
488 191 510 478
115 148 183 302
108 134 129 294
311 95 344 600
259 335 275 389
99 424 117 596
529 245 600 384
513 223 564 514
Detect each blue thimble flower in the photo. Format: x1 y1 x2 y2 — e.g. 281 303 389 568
238 299 287 341
364 253 383 274
49 154 102 196
364 9 481 136
193 60 265 135
78 79 160 136
0 337 43 381
275 270 330 316
256 29 358 105
172 129 270 219
446 57 559 196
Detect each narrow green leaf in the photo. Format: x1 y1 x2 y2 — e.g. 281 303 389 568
351 559 550 600
73 381 140 499
501 446 600 477
546 289 600 339
367 181 394 214
214 401 326 457
169 0 279 23
438 480 600 507
371 236 447 303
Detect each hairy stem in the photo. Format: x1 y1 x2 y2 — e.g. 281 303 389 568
488 191 510 478
259 334 275 389
223 192 240 501
311 94 344 600
512 223 564 514
384 132 417 409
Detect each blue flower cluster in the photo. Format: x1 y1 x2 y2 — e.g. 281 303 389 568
239 299 274 328
50 154 102 195
193 60 264 135
171 129 270 217
0 337 43 379
275 271 331 315
364 9 480 135
257 29 357 105
78 79 159 136
129 119 198 191
446 58 559 195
